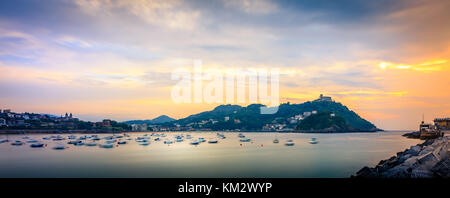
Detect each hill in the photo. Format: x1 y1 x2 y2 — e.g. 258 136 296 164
124 115 175 125
167 100 380 132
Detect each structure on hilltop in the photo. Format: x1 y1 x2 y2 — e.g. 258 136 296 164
314 94 332 102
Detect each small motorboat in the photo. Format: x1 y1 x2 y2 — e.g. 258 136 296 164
0 139 8 143
53 136 65 141
68 140 82 144
186 135 192 139
11 141 24 146
99 143 114 148
26 139 38 143
92 137 101 141
30 143 44 148
42 137 50 140
164 140 173 144
208 139 218 144
106 139 116 144
273 139 279 143
309 138 319 144
198 137 206 143
68 135 76 139
154 138 160 141
190 140 200 145
284 140 295 146
22 136 30 139
139 142 150 146
74 141 85 146
53 145 66 150
117 141 127 144
240 138 251 142
86 142 98 146
175 138 183 142
238 133 245 138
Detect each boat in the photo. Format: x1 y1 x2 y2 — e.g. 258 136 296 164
117 141 127 144
238 133 245 138
22 136 30 139
106 139 116 144
186 135 192 139
11 141 24 146
309 138 319 144
68 135 76 139
273 139 279 143
99 143 114 148
284 140 295 146
154 138 160 141
53 145 66 150
139 142 150 146
175 138 183 142
92 137 101 141
26 139 38 143
0 139 8 143
190 140 200 145
419 121 444 140
74 141 85 146
68 140 82 144
164 140 173 144
53 136 65 141
86 142 98 146
198 137 206 142
42 137 50 140
30 143 45 148
208 139 218 144
240 138 251 142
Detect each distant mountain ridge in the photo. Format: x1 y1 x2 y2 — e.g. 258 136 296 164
124 115 175 125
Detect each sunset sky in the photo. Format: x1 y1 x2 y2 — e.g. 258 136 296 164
0 0 449 130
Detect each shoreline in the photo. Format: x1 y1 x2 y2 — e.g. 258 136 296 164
353 135 449 178
0 129 384 134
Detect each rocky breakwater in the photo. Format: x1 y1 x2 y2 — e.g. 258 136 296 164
354 136 449 178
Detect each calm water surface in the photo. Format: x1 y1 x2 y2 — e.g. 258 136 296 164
0 131 422 178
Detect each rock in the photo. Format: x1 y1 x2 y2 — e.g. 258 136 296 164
419 146 434 156
406 146 422 156
398 154 411 163
402 131 421 139
381 165 410 178
431 158 450 178
411 166 435 178
356 166 378 178
417 152 440 168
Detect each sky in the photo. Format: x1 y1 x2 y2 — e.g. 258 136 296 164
0 0 449 130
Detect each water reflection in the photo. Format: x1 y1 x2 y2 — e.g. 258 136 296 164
0 131 422 178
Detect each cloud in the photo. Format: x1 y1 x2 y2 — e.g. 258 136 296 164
223 0 278 14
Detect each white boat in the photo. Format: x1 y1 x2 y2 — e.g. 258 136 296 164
92 137 101 141
190 140 199 145
238 133 245 138
273 139 279 143
106 139 116 144
186 135 192 139
86 142 98 146
11 141 24 146
22 136 30 139
26 139 38 143
139 142 150 146
164 140 173 144
74 141 84 146
284 140 295 146
68 135 76 139
68 140 81 144
0 139 8 143
309 138 319 144
53 145 66 150
208 139 218 144
99 143 114 148
198 137 206 142
240 138 251 142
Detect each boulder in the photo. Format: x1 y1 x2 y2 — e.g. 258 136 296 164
381 165 410 178
417 152 440 168
356 166 378 178
431 158 450 178
406 146 422 156
411 166 435 178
